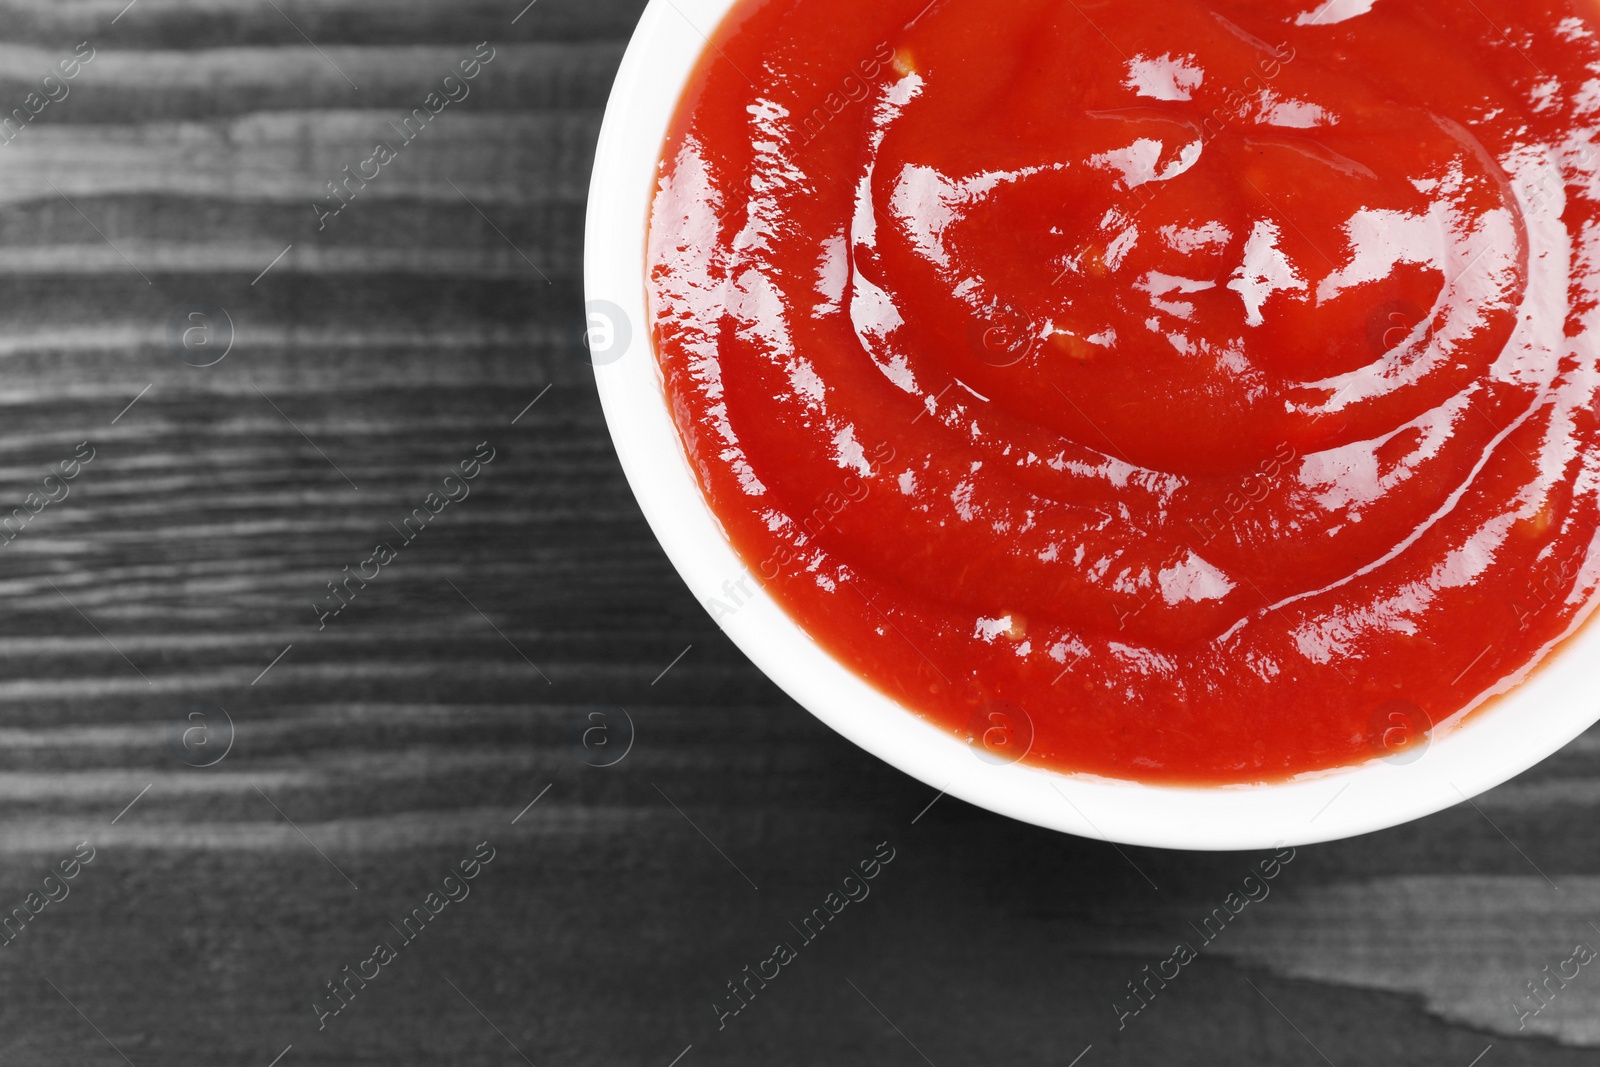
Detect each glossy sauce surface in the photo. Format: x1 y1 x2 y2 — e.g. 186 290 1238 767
648 0 1600 783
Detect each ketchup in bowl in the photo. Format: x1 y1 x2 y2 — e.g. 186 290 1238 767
646 0 1600 784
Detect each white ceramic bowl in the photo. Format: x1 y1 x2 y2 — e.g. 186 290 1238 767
583 0 1600 849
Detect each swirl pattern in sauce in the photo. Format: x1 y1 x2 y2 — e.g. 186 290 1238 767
648 0 1600 783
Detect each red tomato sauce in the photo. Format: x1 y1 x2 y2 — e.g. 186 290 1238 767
647 0 1600 784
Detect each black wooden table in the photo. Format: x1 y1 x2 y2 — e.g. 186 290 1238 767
0 1 1595 1063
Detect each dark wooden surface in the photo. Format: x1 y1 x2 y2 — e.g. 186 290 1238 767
0 1 1598 1064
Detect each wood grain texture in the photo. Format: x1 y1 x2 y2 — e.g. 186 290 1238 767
0 2 1597 1064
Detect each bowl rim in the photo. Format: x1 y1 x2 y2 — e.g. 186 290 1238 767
582 0 1600 850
